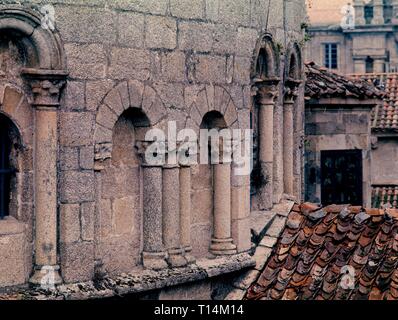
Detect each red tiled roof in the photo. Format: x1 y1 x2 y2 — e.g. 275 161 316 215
305 62 384 101
351 73 398 131
246 203 398 300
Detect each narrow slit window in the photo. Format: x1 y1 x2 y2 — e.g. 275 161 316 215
0 117 12 219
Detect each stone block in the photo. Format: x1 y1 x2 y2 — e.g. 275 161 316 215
60 203 81 244
108 48 151 81
234 56 251 85
231 217 251 253
86 80 115 111
56 6 116 44
60 112 94 147
191 164 212 190
253 245 272 271
64 43 107 80
236 27 258 56
81 202 95 241
60 242 94 283
109 0 168 14
191 223 212 258
212 25 238 55
146 16 177 50
259 235 277 248
178 21 214 52
158 51 186 82
170 0 204 19
231 186 250 220
117 12 145 48
218 0 251 26
59 147 79 171
233 269 260 290
0 217 28 287
196 54 226 84
153 82 185 110
64 81 85 111
79 146 94 170
266 215 287 238
192 189 213 224
60 171 95 203
112 196 135 236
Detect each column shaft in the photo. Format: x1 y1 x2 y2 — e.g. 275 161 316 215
257 102 274 209
210 163 236 255
372 0 385 25
179 166 195 263
283 102 294 195
163 166 186 267
30 108 62 285
142 165 168 270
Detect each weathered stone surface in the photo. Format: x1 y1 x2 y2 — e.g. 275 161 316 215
224 288 246 300
146 16 177 50
60 112 94 147
170 0 204 19
60 242 94 283
266 215 287 238
86 80 115 111
60 171 95 204
233 269 260 290
64 81 85 111
178 21 214 52
81 202 95 242
259 235 277 248
79 146 94 170
108 48 151 81
117 12 145 48
253 245 272 271
196 54 226 84
60 204 80 244
59 147 79 171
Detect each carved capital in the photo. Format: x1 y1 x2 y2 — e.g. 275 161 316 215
256 78 280 106
284 78 302 104
135 140 166 167
22 68 68 109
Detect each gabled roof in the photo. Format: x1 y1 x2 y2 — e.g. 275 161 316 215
246 203 398 300
305 62 384 101
351 73 398 131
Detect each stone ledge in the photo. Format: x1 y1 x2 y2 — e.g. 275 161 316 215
0 253 254 300
0 217 26 236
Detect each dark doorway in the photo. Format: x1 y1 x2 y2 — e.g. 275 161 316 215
321 150 363 206
0 115 13 219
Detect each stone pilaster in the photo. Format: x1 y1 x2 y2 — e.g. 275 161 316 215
136 141 168 270
353 0 366 25
255 79 279 210
372 0 385 25
210 139 237 255
162 152 187 267
354 59 366 73
374 59 385 73
283 79 301 197
22 68 67 285
179 164 195 264
392 0 398 23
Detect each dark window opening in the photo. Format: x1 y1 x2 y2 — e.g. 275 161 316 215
321 150 363 206
324 43 338 69
364 5 374 24
366 56 374 73
0 115 13 219
384 0 393 23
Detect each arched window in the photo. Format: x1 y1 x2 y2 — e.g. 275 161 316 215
0 114 14 219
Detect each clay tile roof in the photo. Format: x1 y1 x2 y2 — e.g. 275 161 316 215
246 203 398 300
305 62 385 101
350 73 398 132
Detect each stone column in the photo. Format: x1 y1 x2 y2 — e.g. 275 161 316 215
22 69 67 285
353 0 366 25
255 79 279 210
283 80 301 196
163 160 187 267
210 158 237 255
372 0 385 25
179 164 195 263
136 141 168 270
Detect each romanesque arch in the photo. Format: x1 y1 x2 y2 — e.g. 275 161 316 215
94 80 167 167
0 7 68 286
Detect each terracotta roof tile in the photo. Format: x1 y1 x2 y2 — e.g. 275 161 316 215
245 203 398 300
351 73 398 131
305 62 384 101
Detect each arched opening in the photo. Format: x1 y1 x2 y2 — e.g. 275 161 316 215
98 107 150 275
0 114 18 219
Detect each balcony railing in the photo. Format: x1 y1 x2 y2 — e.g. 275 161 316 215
371 185 398 209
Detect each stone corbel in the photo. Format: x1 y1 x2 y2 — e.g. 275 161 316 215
21 68 68 108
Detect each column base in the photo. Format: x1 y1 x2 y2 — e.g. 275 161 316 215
183 246 196 264
210 238 237 255
29 265 62 287
142 251 168 270
166 248 188 267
